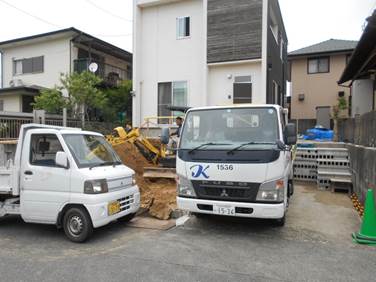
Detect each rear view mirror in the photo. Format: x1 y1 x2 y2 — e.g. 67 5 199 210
55 151 69 169
284 123 297 145
160 128 170 145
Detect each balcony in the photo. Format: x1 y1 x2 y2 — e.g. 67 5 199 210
73 58 131 87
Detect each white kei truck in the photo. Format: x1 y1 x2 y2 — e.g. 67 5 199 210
0 124 140 242
176 105 297 226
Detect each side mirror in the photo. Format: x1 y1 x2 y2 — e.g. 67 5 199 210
284 123 297 145
160 127 170 145
55 151 69 169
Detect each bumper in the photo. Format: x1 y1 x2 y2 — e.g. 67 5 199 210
177 197 285 219
84 185 140 228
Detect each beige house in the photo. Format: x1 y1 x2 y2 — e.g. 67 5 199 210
289 39 357 121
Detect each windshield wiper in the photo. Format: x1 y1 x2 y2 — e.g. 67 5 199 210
227 142 276 155
89 161 121 170
188 142 231 154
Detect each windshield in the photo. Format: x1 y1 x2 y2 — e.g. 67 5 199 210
63 134 121 168
180 107 280 150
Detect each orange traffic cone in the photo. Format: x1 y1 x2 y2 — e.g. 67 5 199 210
352 189 376 245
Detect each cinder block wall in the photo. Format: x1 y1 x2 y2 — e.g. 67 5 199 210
347 144 376 203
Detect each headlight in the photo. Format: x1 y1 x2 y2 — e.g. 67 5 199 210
84 179 108 194
132 174 136 185
256 178 285 202
176 175 196 197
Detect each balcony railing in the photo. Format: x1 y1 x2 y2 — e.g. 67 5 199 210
73 58 131 86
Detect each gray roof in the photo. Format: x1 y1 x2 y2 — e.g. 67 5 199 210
289 39 358 57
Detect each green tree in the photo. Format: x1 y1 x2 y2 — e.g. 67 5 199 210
102 80 132 122
33 71 106 121
332 97 348 142
33 88 68 114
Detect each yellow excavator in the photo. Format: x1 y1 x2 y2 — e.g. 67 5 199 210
107 126 176 179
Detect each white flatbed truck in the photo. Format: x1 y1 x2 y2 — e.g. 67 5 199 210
0 124 140 242
176 105 296 225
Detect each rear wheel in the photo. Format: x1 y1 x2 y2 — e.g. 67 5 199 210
63 207 93 243
118 213 136 223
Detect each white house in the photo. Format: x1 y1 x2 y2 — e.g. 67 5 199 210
0 27 132 113
132 0 288 126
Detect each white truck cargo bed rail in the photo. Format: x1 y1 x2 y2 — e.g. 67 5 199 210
0 166 13 194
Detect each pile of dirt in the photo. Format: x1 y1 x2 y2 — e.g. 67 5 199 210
114 142 177 220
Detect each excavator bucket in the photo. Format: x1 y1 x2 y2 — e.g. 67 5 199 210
143 167 176 179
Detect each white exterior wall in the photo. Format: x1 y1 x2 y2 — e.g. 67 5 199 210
133 0 205 126
207 61 263 105
2 37 71 88
352 79 374 117
0 94 21 112
133 0 267 126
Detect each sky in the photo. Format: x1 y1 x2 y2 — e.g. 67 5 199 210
0 0 375 53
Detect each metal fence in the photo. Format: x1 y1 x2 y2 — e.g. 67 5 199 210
0 112 82 140
0 112 121 140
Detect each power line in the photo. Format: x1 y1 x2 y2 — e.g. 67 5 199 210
84 0 132 22
94 33 132 37
0 0 61 28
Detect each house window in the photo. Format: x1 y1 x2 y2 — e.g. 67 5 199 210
158 81 188 122
308 57 329 74
177 17 190 38
0 100 3 111
13 56 44 75
233 76 252 104
280 39 284 60
270 9 279 44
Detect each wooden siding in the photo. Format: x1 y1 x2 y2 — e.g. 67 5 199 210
207 0 263 63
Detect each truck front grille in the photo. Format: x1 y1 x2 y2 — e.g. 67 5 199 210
118 195 134 211
192 180 260 202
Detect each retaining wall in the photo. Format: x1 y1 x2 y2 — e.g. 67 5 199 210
347 143 376 203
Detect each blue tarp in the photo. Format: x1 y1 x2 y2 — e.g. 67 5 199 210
303 126 333 141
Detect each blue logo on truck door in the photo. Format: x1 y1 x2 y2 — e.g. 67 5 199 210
190 165 210 179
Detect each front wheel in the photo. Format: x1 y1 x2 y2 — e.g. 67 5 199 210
63 207 93 243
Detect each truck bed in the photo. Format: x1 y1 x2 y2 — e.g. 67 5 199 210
0 167 13 194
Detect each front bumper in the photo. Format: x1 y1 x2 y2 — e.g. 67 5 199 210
177 197 285 219
84 185 140 228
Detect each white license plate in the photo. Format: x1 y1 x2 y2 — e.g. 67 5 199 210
213 205 235 216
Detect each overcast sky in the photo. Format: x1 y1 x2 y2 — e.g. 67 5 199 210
0 0 375 52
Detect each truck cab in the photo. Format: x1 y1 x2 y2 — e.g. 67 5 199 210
176 105 296 225
0 124 140 242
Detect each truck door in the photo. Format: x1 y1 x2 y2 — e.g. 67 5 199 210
20 133 70 223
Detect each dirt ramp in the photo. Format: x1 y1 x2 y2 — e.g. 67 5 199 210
114 142 177 220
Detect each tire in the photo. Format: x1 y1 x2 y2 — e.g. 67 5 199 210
117 213 136 223
273 214 286 227
63 207 93 243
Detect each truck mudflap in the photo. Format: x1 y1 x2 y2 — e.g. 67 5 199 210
177 197 285 219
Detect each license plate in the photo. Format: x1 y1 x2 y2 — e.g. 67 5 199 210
213 205 235 216
108 201 121 216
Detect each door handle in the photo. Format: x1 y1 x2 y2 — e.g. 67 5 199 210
24 170 33 175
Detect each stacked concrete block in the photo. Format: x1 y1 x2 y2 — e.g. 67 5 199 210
293 148 318 182
294 144 352 191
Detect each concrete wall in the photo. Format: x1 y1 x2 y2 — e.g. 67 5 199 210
207 61 263 105
347 143 376 204
2 37 71 88
351 79 374 117
133 0 206 126
290 53 351 119
0 94 21 112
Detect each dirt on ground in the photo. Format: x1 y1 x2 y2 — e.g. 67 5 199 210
114 142 177 220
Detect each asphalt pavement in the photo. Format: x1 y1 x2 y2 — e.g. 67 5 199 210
0 183 374 282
